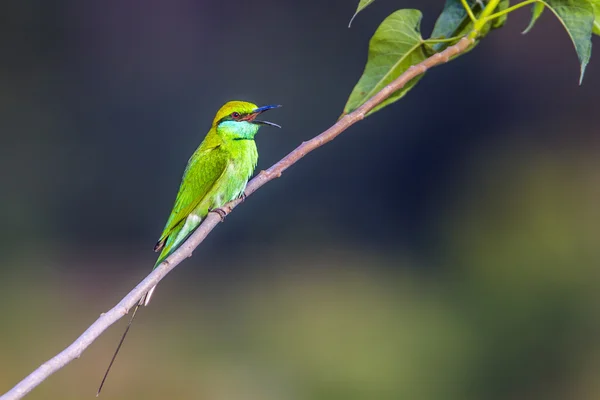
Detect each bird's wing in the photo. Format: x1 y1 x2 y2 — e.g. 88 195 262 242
155 144 228 250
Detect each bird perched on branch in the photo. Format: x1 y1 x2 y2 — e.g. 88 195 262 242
98 101 281 395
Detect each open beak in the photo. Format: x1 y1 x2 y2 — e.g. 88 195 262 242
249 104 282 128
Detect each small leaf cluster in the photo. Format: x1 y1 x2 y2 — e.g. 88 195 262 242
344 0 599 116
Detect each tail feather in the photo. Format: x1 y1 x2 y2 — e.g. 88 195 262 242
97 302 141 396
144 215 201 306
141 285 157 306
141 235 177 307
154 237 166 252
98 212 203 394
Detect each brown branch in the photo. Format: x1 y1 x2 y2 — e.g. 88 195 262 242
0 37 474 400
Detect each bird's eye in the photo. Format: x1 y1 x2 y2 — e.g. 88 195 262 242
231 112 241 119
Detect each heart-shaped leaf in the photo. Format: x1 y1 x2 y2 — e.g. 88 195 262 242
522 0 593 82
343 9 428 116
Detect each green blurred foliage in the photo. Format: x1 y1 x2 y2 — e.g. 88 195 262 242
2 124 600 398
1 1 599 399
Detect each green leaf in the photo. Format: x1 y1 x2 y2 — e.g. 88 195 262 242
431 0 479 46
343 9 428 116
491 0 511 28
430 0 509 52
591 0 600 35
523 2 545 34
522 0 594 81
543 0 594 83
349 0 377 27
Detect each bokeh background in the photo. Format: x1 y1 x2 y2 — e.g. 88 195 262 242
1 0 599 399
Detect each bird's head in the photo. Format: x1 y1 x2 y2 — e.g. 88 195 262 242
214 101 281 141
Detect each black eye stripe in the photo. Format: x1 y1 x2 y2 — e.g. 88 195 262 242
217 110 251 125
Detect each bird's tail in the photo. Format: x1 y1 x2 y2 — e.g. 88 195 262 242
97 272 159 395
140 238 176 306
96 302 141 396
96 236 173 395
143 219 198 306
140 285 157 307
97 219 198 394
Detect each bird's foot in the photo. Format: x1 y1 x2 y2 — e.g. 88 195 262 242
210 207 228 222
240 192 247 202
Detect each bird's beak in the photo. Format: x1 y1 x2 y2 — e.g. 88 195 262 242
250 104 282 128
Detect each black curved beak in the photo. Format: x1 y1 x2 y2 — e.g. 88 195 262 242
250 104 282 128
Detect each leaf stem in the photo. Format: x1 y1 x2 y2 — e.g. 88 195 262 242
424 35 465 44
469 0 502 38
485 0 539 22
479 0 503 20
460 0 478 23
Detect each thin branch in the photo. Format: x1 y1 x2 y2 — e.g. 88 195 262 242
0 36 474 400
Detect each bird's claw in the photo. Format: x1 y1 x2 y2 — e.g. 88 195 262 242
210 207 228 222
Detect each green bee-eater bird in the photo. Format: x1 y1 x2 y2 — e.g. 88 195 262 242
97 101 281 395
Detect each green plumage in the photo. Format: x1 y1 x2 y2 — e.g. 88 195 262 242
98 101 280 394
152 124 257 266
143 100 280 305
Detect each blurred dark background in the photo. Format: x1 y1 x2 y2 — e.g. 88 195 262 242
1 0 599 399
